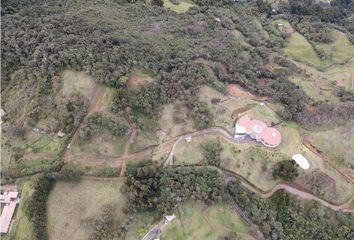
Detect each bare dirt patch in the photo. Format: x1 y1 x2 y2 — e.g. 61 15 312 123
227 84 254 97
127 67 156 90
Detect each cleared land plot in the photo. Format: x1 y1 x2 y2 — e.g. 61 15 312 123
295 147 354 203
173 135 219 165
47 179 127 240
61 70 96 98
68 133 128 167
157 102 195 143
317 30 354 64
198 86 258 132
127 67 156 90
161 203 253 240
163 0 196 14
304 120 354 171
284 32 331 69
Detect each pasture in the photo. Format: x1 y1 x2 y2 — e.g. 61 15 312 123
161 203 253 240
303 119 354 171
61 70 96 99
284 32 331 69
163 0 196 14
47 179 127 240
317 30 354 64
156 102 195 143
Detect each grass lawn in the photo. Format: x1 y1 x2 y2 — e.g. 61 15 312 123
2 180 35 240
284 32 331 69
47 179 127 240
163 0 196 14
161 203 252 240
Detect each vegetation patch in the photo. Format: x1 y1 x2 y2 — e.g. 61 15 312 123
162 203 252 240
47 179 127 240
127 67 156 90
317 29 354 64
284 32 331 69
61 70 96 99
163 0 196 14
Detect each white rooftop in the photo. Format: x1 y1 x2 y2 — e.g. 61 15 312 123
292 154 310 169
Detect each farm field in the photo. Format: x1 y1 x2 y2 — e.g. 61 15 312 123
47 179 127 240
163 0 196 13
161 203 253 240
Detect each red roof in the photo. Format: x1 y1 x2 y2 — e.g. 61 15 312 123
237 115 282 147
260 127 282 147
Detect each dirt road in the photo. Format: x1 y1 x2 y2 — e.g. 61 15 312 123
119 113 137 177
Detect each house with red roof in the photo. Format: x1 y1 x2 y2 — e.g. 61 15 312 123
235 115 282 148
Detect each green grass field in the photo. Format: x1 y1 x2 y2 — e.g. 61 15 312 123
61 70 96 98
163 0 196 14
318 30 354 64
284 32 331 69
305 120 354 169
161 203 252 240
47 179 127 240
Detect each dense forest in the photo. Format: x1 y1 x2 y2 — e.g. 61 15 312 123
2 0 353 132
2 0 354 239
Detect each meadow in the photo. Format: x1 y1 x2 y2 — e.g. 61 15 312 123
47 179 127 240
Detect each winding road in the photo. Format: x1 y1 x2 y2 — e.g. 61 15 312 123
159 126 354 212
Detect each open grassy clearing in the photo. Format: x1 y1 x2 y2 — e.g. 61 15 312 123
2 179 35 240
61 70 96 99
68 133 128 167
47 179 127 240
128 129 158 153
284 32 331 69
289 75 335 102
163 0 196 14
173 135 220 165
127 67 156 90
198 85 258 132
303 119 354 171
288 58 354 104
295 147 354 203
161 203 253 240
324 60 354 91
317 29 354 64
156 102 195 143
125 211 156 240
